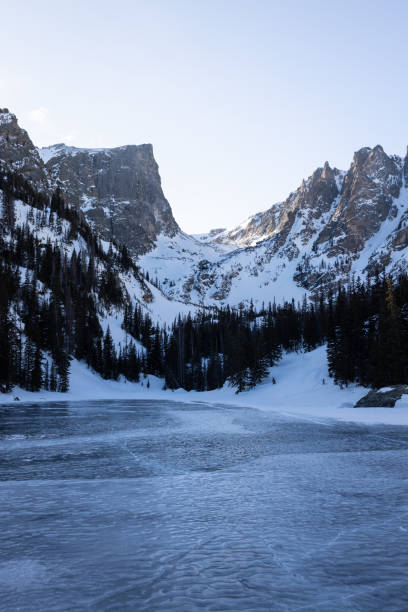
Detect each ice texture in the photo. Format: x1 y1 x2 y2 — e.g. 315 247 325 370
0 400 408 611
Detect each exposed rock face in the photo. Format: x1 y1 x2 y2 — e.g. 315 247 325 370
0 109 47 188
0 109 179 255
219 145 404 260
39 143 179 254
217 161 343 249
208 227 226 238
316 145 402 254
355 386 408 408
2 107 408 308
141 144 408 306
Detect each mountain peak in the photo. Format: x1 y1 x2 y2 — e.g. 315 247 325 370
0 108 47 187
321 161 334 180
0 108 16 125
352 146 372 167
367 144 389 163
40 136 179 253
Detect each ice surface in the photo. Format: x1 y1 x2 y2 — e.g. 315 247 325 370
1 400 408 611
3 346 408 427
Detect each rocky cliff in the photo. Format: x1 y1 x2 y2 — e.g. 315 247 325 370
0 109 48 189
2 107 408 308
39 143 179 254
140 144 408 306
0 109 179 255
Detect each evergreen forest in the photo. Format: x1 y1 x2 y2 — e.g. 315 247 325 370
1 167 407 396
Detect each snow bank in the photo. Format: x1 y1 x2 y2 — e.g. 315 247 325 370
0 360 167 404
200 346 408 425
1 347 408 426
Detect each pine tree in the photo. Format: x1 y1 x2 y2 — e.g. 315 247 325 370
103 327 116 379
30 343 43 392
0 296 15 392
56 351 70 392
43 361 49 391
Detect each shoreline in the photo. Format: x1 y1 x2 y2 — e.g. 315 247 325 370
1 347 408 426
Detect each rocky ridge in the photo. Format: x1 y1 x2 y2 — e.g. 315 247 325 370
140 144 408 306
2 108 408 307
39 143 179 254
0 109 48 189
355 386 408 408
0 109 179 255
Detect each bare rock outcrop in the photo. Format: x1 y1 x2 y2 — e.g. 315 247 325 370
0 109 48 189
355 385 408 407
40 143 179 254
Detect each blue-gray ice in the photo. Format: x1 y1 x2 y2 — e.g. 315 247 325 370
0 400 408 611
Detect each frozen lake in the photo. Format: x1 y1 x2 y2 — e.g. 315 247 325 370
0 400 408 611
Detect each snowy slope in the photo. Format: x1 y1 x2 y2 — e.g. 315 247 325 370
3 346 408 425
1 191 198 341
139 150 408 308
38 143 111 163
6 107 408 311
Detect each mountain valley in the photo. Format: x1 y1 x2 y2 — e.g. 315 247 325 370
2 107 408 310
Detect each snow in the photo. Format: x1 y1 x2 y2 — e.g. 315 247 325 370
3 383 407 610
36 142 408 313
136 166 408 310
350 185 408 277
5 191 197 361
120 270 201 325
99 311 145 352
2 346 408 426
213 204 281 248
139 226 315 308
38 143 150 165
0 111 15 126
12 199 90 262
0 359 165 404
4 191 202 334
197 346 408 425
395 394 408 408
191 228 226 242
38 144 110 163
80 194 96 212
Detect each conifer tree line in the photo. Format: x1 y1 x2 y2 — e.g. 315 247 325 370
1 167 408 395
326 274 408 388
146 273 408 392
0 168 143 393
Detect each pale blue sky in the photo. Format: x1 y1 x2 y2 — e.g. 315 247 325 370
1 0 407 232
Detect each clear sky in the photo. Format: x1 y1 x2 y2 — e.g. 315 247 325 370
1 0 407 233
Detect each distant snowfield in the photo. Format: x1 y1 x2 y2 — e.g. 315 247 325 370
1 347 408 426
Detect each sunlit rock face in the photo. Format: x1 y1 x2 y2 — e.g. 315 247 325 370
2 107 408 306
315 145 403 255
139 144 408 306
218 160 343 250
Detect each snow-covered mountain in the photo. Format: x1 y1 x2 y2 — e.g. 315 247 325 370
2 107 408 308
0 109 179 255
38 142 179 255
0 108 48 189
140 146 408 306
0 108 200 329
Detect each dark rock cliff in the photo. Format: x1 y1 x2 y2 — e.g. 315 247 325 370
40 143 179 254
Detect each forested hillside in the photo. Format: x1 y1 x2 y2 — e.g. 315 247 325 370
0 168 153 392
1 104 408 397
1 166 406 396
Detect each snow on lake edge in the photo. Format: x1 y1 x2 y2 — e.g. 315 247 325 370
1 346 408 426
